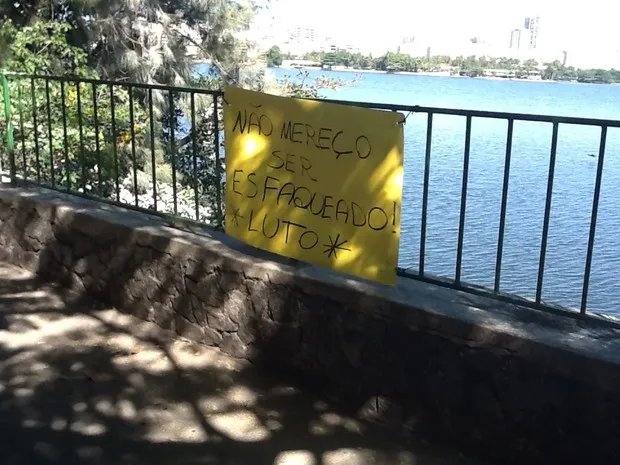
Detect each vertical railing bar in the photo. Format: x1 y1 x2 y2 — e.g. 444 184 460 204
213 95 223 227
128 85 138 207
581 126 608 315
455 115 472 284
148 88 157 212
109 84 120 202
190 92 199 221
1 74 15 183
495 118 514 293
45 78 55 186
60 81 70 191
536 122 559 304
419 112 433 276
0 75 5 175
76 81 86 193
30 78 41 183
92 83 102 195
17 80 27 181
168 90 177 215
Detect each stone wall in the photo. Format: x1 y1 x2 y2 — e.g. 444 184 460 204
2 185 620 465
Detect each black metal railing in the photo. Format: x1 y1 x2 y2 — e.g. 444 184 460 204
1 73 224 227
2 72 620 324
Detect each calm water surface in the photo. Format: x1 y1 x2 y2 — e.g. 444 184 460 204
269 68 620 316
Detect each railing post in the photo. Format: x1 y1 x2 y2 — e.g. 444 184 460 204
2 73 16 185
213 94 223 228
419 112 433 276
495 118 514 293
581 126 608 315
536 122 559 304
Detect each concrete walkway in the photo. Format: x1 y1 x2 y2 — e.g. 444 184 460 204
0 262 485 465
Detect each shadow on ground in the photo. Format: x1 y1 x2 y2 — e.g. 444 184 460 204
0 263 481 465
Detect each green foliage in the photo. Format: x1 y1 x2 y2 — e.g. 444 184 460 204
266 46 283 67
2 0 262 88
0 19 150 194
312 50 374 70
0 19 92 75
541 60 620 83
277 70 351 99
3 77 150 195
522 59 539 71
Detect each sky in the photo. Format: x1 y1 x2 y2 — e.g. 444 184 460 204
255 0 620 68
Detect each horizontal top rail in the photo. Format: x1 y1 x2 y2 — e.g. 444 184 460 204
4 71 620 128
318 98 620 128
1 72 223 96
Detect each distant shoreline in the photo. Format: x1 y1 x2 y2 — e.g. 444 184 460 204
277 65 545 82
278 65 441 76
275 65 614 85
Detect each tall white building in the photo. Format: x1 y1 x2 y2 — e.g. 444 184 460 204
509 29 521 49
524 16 540 49
281 27 317 56
291 27 315 43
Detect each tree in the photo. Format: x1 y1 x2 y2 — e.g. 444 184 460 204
542 60 562 80
303 51 324 62
522 58 539 73
322 52 338 68
265 46 283 67
277 70 349 99
1 0 262 88
0 19 91 75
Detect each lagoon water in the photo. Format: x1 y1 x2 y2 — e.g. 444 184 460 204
269 68 620 316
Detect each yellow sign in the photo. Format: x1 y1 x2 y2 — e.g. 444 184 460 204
223 86 404 285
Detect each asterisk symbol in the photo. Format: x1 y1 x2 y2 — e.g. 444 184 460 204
322 234 351 259
228 207 244 227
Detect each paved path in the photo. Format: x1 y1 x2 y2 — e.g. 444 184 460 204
0 262 485 465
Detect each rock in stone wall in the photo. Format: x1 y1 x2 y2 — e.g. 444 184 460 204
2 186 620 465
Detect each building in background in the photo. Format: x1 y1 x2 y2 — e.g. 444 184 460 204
291 27 315 44
507 16 540 55
281 27 317 55
398 36 416 55
510 29 521 49
524 16 540 49
319 38 337 53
